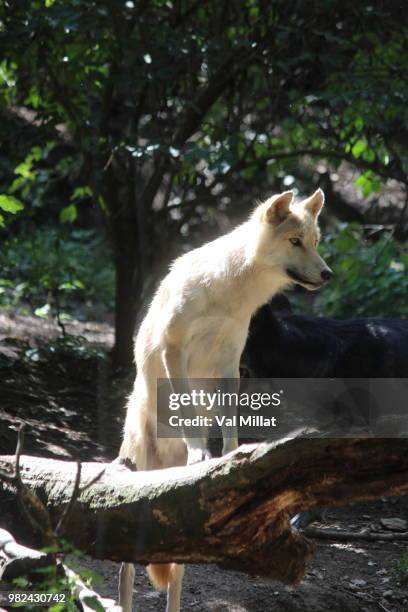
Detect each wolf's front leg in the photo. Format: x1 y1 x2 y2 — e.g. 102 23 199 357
219 372 240 456
222 436 239 455
186 442 212 465
162 346 212 465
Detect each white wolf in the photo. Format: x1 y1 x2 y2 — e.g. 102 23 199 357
118 189 332 612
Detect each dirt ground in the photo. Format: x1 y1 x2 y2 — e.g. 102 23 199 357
1 311 407 612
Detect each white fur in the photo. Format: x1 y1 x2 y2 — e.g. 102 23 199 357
118 190 330 611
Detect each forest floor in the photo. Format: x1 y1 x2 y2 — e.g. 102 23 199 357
0 311 408 611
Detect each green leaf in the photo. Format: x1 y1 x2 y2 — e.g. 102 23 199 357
72 186 93 200
351 140 367 159
59 280 85 291
98 195 108 214
355 171 381 197
81 596 105 612
362 149 375 162
354 117 364 131
60 204 78 223
34 304 51 318
14 161 34 179
0 195 24 214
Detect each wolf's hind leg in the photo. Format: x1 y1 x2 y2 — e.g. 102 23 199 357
166 564 184 612
119 562 135 612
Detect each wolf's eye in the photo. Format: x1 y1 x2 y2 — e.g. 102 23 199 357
290 237 302 247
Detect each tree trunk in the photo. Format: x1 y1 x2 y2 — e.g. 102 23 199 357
100 162 143 370
1 437 408 585
110 165 155 370
113 248 140 369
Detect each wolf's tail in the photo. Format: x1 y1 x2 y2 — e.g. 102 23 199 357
147 563 177 590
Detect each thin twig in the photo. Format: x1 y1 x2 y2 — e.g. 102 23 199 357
79 468 106 493
11 426 52 540
339 586 392 612
55 461 82 537
54 464 105 537
304 526 408 542
15 423 25 484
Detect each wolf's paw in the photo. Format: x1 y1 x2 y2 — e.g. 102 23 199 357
222 440 239 456
111 456 137 471
111 456 124 464
187 447 212 465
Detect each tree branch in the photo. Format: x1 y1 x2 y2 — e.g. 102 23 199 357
141 46 255 208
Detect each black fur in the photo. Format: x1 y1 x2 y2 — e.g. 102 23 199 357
242 296 408 530
242 295 408 378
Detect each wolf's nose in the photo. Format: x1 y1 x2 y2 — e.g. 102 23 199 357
321 269 333 282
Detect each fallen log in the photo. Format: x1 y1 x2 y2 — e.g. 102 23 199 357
1 436 408 585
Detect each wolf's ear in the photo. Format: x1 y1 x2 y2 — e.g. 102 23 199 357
264 191 294 224
303 188 325 218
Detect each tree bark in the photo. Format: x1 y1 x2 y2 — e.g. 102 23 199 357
113 248 140 369
99 161 142 370
1 437 408 585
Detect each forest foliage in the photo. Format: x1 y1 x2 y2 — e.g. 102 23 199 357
0 1 407 362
